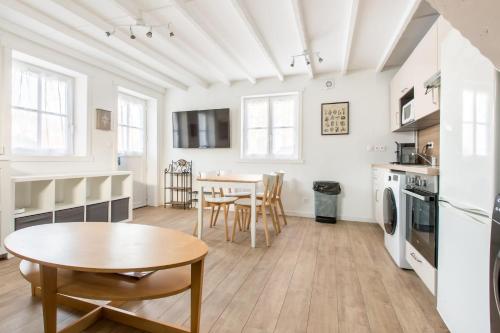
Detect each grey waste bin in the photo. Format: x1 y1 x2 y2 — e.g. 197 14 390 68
313 181 341 223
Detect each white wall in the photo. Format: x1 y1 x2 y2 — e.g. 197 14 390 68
0 30 165 181
165 70 412 222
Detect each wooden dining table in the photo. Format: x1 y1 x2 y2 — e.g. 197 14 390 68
196 173 262 248
3 222 208 333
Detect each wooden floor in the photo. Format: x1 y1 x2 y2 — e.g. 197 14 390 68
0 207 449 333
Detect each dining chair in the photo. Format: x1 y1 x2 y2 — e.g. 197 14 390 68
193 171 238 241
232 174 279 247
257 171 287 229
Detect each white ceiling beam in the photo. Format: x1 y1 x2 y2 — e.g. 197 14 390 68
0 0 187 90
341 0 359 75
376 0 421 72
172 0 256 84
112 0 230 86
290 0 314 79
49 0 209 89
229 0 283 82
0 19 165 94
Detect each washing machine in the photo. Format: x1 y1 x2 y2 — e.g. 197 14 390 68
383 171 411 269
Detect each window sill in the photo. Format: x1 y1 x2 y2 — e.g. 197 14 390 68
238 159 304 164
12 155 94 163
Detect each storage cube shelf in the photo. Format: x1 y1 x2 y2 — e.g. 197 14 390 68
12 172 132 226
86 176 111 204
15 180 54 217
111 174 132 199
55 178 86 210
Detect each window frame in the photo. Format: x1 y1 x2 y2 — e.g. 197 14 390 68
240 91 302 162
11 59 75 156
117 92 147 157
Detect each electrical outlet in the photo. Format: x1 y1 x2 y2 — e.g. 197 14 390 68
373 145 387 152
366 145 374 152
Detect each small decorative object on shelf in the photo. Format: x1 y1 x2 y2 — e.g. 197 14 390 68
164 159 193 209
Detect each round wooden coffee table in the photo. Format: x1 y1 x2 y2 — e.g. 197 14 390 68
4 222 208 333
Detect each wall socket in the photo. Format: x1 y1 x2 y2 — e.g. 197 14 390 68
366 145 387 152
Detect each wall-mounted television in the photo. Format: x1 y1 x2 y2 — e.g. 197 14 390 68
172 108 230 148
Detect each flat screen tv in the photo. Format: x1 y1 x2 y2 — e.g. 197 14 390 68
172 108 230 148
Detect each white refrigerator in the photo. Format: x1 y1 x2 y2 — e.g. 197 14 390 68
437 29 500 333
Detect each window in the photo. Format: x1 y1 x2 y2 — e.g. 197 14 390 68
241 92 300 160
11 60 74 155
118 92 146 155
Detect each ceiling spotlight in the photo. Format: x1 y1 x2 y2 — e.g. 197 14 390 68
290 57 295 67
146 27 152 38
129 26 136 39
168 23 175 37
318 56 324 63
105 29 115 37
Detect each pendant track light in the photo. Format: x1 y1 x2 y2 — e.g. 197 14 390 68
289 51 324 67
104 20 174 40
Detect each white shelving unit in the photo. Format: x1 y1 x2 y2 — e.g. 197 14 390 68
11 171 132 232
0 160 12 257
15 180 55 217
86 176 111 204
55 177 86 210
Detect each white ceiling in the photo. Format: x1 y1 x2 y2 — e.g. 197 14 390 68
0 0 438 90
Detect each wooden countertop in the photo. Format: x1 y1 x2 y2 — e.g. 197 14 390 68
372 163 439 176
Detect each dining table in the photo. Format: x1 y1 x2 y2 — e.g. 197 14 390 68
3 222 208 333
196 173 262 248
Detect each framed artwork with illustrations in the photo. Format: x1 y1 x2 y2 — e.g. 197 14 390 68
321 102 349 135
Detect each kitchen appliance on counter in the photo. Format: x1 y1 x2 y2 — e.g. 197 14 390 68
490 195 500 333
403 172 439 294
394 142 417 165
383 171 411 269
437 29 498 333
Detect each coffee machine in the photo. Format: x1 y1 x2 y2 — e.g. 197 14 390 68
394 142 417 164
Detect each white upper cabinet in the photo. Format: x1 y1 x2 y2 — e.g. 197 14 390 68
390 17 451 132
413 22 439 120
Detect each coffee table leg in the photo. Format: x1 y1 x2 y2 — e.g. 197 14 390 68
40 265 57 333
191 259 204 333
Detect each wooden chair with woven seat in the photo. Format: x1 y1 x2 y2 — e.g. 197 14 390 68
232 174 279 247
257 171 287 231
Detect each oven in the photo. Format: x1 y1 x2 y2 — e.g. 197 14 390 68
403 173 439 268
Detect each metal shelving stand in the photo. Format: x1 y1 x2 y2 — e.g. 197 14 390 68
164 159 193 209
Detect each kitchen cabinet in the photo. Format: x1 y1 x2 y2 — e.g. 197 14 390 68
372 167 385 229
390 17 452 132
413 23 439 120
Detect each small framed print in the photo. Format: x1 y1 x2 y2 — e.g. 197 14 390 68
96 109 112 131
321 102 349 135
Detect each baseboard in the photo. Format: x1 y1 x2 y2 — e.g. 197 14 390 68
285 210 376 224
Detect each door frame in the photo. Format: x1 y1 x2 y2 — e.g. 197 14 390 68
115 85 160 208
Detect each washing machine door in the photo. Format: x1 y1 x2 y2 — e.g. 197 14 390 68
383 187 397 235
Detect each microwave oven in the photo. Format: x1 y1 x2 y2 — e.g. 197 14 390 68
401 100 415 125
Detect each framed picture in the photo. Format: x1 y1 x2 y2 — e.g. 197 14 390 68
96 109 111 131
321 102 349 135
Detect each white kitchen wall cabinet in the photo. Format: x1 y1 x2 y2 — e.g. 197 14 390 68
413 22 439 120
390 16 451 132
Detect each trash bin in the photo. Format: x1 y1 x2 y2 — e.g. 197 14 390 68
313 181 341 223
